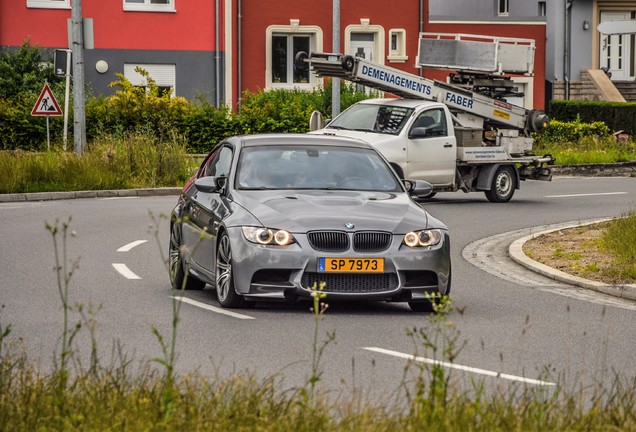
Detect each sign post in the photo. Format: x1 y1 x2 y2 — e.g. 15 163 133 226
31 82 63 150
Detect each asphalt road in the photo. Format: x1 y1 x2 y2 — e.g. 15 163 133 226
1 176 635 400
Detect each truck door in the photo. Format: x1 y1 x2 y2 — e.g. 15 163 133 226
405 108 456 186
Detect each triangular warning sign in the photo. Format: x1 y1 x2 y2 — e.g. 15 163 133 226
31 83 63 116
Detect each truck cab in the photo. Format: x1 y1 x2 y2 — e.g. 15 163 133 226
311 98 458 188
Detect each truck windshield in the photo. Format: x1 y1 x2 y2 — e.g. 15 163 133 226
327 104 414 135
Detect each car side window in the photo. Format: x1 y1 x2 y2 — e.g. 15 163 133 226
411 108 448 137
201 145 233 178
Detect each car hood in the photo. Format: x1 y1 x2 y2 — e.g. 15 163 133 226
230 190 434 233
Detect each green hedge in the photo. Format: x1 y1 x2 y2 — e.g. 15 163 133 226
549 100 636 135
2 73 375 153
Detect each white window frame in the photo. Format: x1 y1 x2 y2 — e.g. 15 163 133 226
124 63 176 97
344 19 385 63
27 0 70 9
388 28 408 63
123 0 175 13
497 0 509 16
265 21 323 90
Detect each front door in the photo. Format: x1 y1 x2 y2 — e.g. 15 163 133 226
600 11 634 80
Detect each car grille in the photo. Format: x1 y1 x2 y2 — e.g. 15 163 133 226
307 231 392 253
301 272 399 293
353 232 391 252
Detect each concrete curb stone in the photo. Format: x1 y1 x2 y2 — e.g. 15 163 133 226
509 219 636 302
0 187 181 203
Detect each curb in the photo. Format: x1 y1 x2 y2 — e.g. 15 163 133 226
509 219 636 302
0 187 181 203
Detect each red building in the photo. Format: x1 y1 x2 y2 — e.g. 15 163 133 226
1 1 545 109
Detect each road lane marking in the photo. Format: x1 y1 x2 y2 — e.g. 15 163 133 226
112 263 141 280
363 347 556 387
172 296 255 320
117 240 148 252
100 197 140 200
545 192 627 198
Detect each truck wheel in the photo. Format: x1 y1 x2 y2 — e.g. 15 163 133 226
341 55 355 72
485 166 516 203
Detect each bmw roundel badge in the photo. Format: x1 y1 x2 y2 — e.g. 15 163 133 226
344 222 354 229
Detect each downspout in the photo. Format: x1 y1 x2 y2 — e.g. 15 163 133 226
419 0 423 77
564 0 573 100
215 0 221 107
238 0 242 110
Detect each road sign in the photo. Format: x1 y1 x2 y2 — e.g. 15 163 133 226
31 83 63 116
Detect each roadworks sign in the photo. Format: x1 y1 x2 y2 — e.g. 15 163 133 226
31 83 63 116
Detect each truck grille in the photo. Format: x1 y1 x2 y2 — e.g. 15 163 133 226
308 231 392 253
301 272 398 293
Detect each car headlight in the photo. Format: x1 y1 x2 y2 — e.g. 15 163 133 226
403 229 443 248
242 227 296 246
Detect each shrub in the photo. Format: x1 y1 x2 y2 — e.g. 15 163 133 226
533 116 612 146
549 99 636 135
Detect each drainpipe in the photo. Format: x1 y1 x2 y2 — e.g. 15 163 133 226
564 0 573 100
419 0 424 77
215 0 221 107
238 0 242 110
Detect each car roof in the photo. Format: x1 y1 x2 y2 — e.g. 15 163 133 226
233 133 375 150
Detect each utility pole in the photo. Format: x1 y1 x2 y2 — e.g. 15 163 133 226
332 0 340 117
71 0 86 155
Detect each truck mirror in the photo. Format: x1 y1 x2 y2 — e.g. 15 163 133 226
408 127 430 139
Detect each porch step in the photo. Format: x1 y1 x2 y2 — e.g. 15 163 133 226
613 81 636 102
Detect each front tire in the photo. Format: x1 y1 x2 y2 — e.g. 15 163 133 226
485 166 516 203
169 222 205 290
215 232 244 308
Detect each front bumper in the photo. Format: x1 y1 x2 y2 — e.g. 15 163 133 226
226 227 451 302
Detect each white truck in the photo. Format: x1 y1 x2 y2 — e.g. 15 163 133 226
299 33 554 202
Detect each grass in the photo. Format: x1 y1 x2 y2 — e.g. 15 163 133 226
601 212 636 281
533 135 636 165
0 132 195 194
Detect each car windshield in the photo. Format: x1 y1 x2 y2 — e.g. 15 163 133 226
236 145 402 192
327 103 414 135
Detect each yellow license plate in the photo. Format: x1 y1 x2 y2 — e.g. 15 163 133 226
318 258 384 273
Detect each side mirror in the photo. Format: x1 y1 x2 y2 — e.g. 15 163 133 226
408 127 429 139
194 176 226 193
403 179 433 197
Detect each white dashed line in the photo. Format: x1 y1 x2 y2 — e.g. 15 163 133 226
172 296 255 320
112 263 141 280
545 192 627 198
363 347 556 387
117 240 148 252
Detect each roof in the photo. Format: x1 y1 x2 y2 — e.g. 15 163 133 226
234 133 374 149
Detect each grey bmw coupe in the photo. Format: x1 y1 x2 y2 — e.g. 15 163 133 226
169 134 451 312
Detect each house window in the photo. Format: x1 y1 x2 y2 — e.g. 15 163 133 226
27 0 70 9
497 0 509 16
388 29 408 63
266 23 323 90
271 34 311 85
123 0 175 12
124 64 176 97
